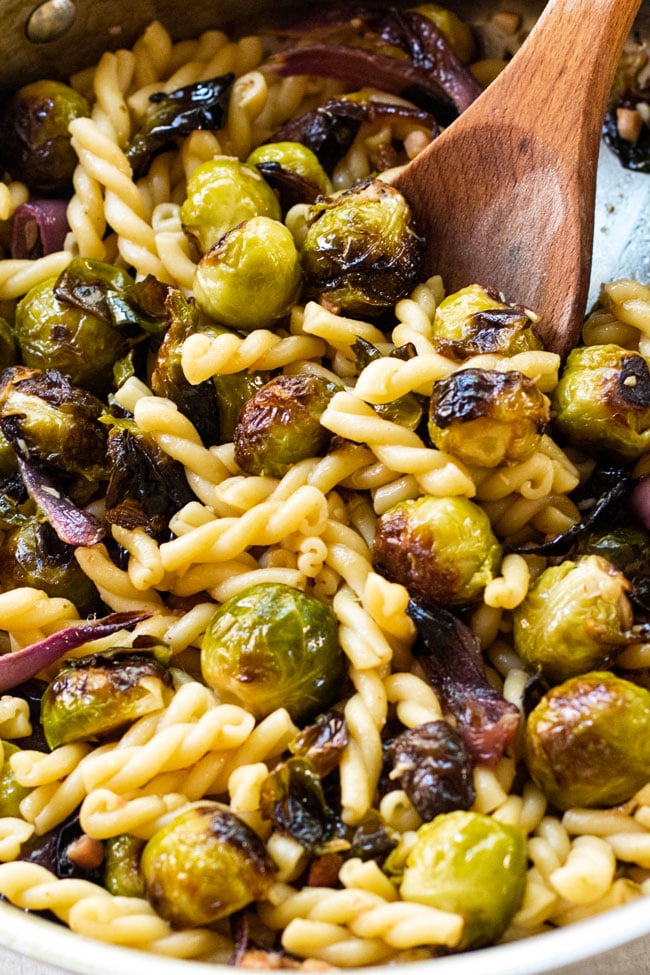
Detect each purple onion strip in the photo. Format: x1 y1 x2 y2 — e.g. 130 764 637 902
17 457 105 547
11 200 69 259
631 476 650 531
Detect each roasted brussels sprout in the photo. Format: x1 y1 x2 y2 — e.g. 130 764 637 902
374 495 502 605
41 651 173 749
15 270 130 396
213 369 272 443
233 373 339 478
193 215 302 331
301 177 424 316
201 583 345 725
399 810 526 948
551 345 650 460
247 141 332 208
0 80 89 195
525 671 650 809
513 555 633 682
428 368 549 468
104 834 146 897
141 802 274 926
0 742 31 817
577 522 650 609
0 518 100 617
0 318 18 372
180 156 281 255
431 284 542 359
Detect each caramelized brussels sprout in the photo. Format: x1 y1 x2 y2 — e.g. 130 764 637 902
0 318 18 372
431 284 542 359
0 742 31 817
551 345 650 460
104 834 146 897
428 368 550 468
0 518 100 617
213 368 272 443
247 141 332 208
513 555 633 682
0 80 89 195
577 522 650 609
374 495 502 605
201 583 345 724
193 215 302 331
525 671 650 809
233 373 339 478
141 802 274 926
301 178 424 316
399 810 526 948
180 156 281 255
15 271 130 395
41 651 173 749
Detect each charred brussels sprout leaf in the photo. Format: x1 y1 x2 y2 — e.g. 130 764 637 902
289 710 348 778
0 742 31 817
431 283 543 359
525 671 650 809
180 157 281 255
551 344 650 460
374 495 502 606
234 373 340 478
577 522 650 611
41 651 173 749
301 178 424 317
142 803 274 927
0 518 100 617
428 368 549 468
247 141 332 210
193 215 302 331
260 756 340 854
104 834 146 897
0 80 89 195
399 811 527 948
384 720 475 821
201 583 345 724
126 74 235 179
513 555 633 682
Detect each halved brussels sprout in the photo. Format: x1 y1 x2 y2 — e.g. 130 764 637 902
428 367 549 468
512 555 633 682
399 810 526 948
141 802 274 926
201 583 345 725
104 834 146 897
431 284 542 359
525 671 650 809
180 156 281 255
373 495 502 605
247 141 332 208
193 215 302 332
41 651 173 749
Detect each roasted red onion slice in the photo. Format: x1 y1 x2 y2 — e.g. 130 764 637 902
17 456 105 547
632 476 650 530
11 200 69 259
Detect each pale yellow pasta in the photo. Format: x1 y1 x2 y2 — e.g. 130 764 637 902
548 835 616 904
484 553 530 609
79 788 189 840
0 251 73 300
0 696 32 739
181 327 326 383
384 672 442 727
0 818 35 861
75 544 165 613
0 180 29 221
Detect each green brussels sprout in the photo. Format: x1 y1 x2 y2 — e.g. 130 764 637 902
399 810 526 948
513 555 633 682
0 318 18 372
525 671 650 809
213 369 272 443
0 80 89 195
201 582 345 725
551 344 650 461
41 651 173 749
15 271 130 396
373 495 502 605
233 373 340 478
104 834 146 897
0 366 110 489
193 215 302 332
428 368 550 468
301 177 424 317
0 518 100 617
577 523 650 608
0 742 31 818
180 156 281 255
431 284 543 359
410 4 476 62
141 802 274 926
247 141 332 208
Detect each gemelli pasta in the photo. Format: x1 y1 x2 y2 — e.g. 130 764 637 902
0 4 649 970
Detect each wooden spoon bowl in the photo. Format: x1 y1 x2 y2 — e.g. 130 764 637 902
394 0 643 356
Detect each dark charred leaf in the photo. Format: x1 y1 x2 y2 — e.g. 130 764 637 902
104 420 195 541
55 260 169 336
384 720 475 821
105 275 171 335
343 810 397 863
259 756 339 854
407 600 521 766
126 74 235 179
289 711 348 778
20 813 104 882
603 86 650 172
17 456 104 546
253 160 324 209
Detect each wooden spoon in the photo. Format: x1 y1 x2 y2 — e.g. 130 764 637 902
393 0 643 356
